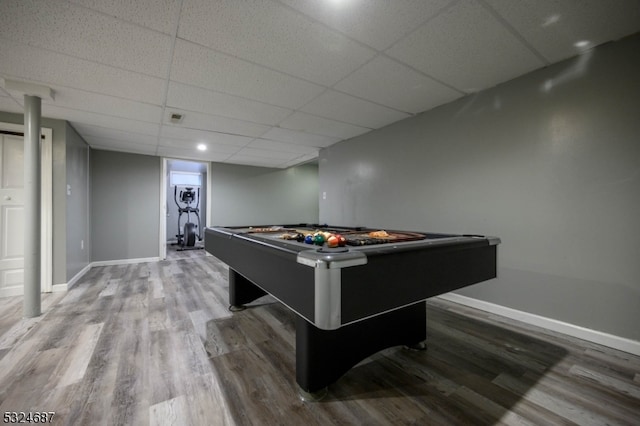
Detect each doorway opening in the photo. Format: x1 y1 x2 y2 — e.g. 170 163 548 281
160 159 210 260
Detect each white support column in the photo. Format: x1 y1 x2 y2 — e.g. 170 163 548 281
23 95 42 318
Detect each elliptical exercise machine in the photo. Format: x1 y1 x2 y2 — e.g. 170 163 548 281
173 186 203 251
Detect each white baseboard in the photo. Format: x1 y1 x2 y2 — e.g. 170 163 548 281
0 286 25 298
91 257 161 267
1 257 163 299
65 263 93 290
52 283 68 292
438 293 640 356
61 257 161 291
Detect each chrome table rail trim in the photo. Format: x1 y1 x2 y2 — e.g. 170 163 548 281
297 250 367 330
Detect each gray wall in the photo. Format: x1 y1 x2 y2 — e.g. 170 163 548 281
91 150 160 261
211 162 319 226
0 111 68 285
66 123 90 279
166 159 207 242
319 36 640 341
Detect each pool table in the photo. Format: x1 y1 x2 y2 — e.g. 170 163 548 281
204 224 500 400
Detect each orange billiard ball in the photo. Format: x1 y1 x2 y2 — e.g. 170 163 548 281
327 235 339 248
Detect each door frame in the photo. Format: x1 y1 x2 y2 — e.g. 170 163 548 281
159 158 211 260
0 121 53 294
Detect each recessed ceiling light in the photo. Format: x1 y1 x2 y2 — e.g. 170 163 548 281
197 144 207 151
574 40 591 49
542 14 561 27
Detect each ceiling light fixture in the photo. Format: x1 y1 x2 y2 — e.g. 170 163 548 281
574 40 591 49
197 144 207 151
542 14 561 27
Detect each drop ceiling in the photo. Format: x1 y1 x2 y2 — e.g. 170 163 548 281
1 0 638 168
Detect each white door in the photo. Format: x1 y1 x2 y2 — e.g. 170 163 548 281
0 124 52 298
0 133 25 296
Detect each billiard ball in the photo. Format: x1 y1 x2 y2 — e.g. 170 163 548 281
313 234 325 245
304 235 314 244
327 235 339 248
336 235 346 247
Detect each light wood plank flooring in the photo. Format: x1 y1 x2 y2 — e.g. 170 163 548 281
165 239 205 261
0 253 638 425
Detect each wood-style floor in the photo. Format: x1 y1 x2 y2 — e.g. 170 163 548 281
0 248 638 425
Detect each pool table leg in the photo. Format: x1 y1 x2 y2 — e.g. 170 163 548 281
295 301 427 399
228 268 268 311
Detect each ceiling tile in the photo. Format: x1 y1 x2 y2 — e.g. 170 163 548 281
301 90 410 129
157 145 231 162
248 138 318 155
158 138 242 157
69 0 181 35
0 39 166 105
1 0 637 169
159 137 241 155
72 123 159 145
281 152 318 168
234 147 303 161
158 136 198 150
224 154 287 168
160 125 254 147
178 0 376 86
166 82 292 126
261 127 340 148
88 139 158 156
171 39 325 109
0 0 172 78
486 0 640 63
84 135 156 150
279 111 370 139
42 104 161 136
281 0 453 50
162 109 270 138
386 0 545 92
198 143 244 155
44 86 162 123
335 55 463 114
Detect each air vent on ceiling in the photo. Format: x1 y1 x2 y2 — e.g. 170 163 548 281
169 112 184 123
